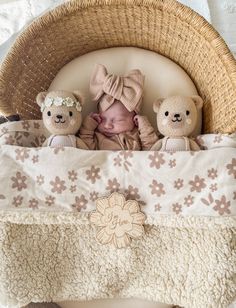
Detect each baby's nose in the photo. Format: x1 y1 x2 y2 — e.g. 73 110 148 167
104 121 113 129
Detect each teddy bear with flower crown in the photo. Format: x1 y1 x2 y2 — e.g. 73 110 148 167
36 90 88 149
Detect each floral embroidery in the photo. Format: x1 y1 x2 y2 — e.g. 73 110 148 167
32 155 39 164
12 195 23 207
36 175 44 186
172 203 182 214
29 198 39 209
68 170 78 182
53 147 65 155
124 185 140 200
106 178 120 193
11 172 27 191
15 148 30 162
72 195 88 211
169 159 176 168
21 121 30 130
90 192 146 248
226 158 236 179
90 191 99 202
4 135 15 145
45 195 55 206
33 122 40 129
1 127 8 134
210 183 218 192
213 195 231 215
149 180 165 197
113 151 133 172
114 156 122 167
85 165 101 184
70 185 76 193
50 176 66 194
155 203 161 211
184 195 194 207
120 151 133 160
189 175 206 193
207 168 218 180
148 152 165 169
213 135 222 144
174 178 184 190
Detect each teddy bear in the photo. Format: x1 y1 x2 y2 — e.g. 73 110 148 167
36 90 88 149
151 95 203 151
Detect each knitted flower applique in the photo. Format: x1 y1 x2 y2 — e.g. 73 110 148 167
90 192 146 249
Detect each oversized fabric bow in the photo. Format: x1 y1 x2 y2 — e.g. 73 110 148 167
90 64 145 113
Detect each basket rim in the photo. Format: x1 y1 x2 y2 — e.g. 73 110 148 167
0 0 236 134
1 0 236 81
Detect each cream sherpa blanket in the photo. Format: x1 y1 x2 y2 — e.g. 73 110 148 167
0 121 235 308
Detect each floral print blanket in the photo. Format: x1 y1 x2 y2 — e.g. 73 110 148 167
0 120 236 217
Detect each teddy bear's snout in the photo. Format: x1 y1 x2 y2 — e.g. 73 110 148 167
172 113 182 122
55 114 66 123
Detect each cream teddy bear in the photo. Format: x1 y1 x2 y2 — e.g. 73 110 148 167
151 95 203 151
36 90 88 149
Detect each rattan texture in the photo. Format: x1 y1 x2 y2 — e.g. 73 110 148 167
0 0 235 133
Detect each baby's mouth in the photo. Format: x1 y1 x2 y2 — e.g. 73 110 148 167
103 131 114 137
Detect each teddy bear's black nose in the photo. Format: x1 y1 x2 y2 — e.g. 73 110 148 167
56 115 63 119
174 113 180 118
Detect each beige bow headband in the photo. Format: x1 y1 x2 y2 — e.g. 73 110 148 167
90 64 145 113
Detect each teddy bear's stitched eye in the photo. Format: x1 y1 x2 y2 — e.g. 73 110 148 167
165 111 169 116
186 110 190 116
47 111 51 116
69 111 73 117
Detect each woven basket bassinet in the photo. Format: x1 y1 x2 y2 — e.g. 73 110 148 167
0 0 236 308
0 0 236 132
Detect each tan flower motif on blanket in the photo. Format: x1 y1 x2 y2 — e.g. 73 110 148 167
45 195 55 206
50 176 66 194
12 195 23 207
11 172 27 191
213 195 231 215
21 121 30 130
90 192 146 249
172 203 182 214
72 195 88 211
189 175 206 192
149 180 165 197
226 158 236 179
207 168 218 179
85 165 101 183
106 178 120 193
148 152 165 169
68 170 78 182
15 148 30 162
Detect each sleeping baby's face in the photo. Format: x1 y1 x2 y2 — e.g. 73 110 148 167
96 101 136 137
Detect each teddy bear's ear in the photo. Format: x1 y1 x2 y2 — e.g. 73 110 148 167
191 95 203 109
153 98 164 113
72 90 84 106
36 91 48 107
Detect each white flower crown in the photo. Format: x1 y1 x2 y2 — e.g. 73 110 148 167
41 97 82 112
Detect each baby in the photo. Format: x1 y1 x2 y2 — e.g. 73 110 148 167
79 64 158 150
